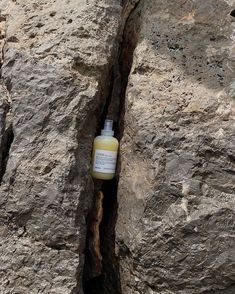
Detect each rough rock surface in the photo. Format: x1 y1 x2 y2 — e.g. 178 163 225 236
116 0 235 293
0 0 235 293
0 0 121 293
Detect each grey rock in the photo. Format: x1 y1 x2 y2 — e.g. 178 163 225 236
116 0 235 293
0 0 122 293
0 0 235 293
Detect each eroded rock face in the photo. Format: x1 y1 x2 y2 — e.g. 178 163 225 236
116 0 235 293
0 0 121 293
0 0 235 293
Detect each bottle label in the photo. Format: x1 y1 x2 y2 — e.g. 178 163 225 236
93 149 118 174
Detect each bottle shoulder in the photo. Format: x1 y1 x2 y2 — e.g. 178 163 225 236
94 135 119 146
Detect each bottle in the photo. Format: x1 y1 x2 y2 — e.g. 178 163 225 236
91 119 119 180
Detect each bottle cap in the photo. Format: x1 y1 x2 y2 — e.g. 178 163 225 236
101 119 114 136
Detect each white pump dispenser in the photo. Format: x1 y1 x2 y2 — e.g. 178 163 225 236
101 119 114 136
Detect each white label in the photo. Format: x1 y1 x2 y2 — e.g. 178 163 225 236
93 149 117 173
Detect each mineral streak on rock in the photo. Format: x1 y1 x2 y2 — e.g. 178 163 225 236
92 191 104 267
85 190 104 280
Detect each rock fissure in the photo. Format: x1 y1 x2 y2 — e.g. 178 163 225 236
0 122 14 184
83 1 142 293
0 14 13 185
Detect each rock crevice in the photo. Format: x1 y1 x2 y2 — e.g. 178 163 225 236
0 13 13 185
82 2 143 293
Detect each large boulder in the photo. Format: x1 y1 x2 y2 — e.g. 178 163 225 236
116 0 235 293
0 0 121 292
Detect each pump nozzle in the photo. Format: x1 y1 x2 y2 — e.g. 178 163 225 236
101 119 114 136
104 119 113 131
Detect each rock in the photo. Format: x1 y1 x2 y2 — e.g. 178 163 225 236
116 0 235 293
0 0 235 293
0 0 122 293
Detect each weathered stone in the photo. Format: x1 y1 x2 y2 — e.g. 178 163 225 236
116 0 235 293
0 0 122 293
1 0 235 293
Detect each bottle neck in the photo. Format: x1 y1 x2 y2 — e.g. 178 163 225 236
101 129 114 136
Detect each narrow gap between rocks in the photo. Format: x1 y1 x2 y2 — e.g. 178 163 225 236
0 123 14 184
82 1 142 293
230 9 235 17
83 179 121 294
0 18 14 185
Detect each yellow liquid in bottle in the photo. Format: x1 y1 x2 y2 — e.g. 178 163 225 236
91 135 119 180
91 119 119 180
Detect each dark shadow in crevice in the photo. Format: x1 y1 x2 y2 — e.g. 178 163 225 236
0 123 14 184
230 9 235 17
99 178 122 294
83 157 122 294
83 275 104 294
116 0 142 141
83 178 122 294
